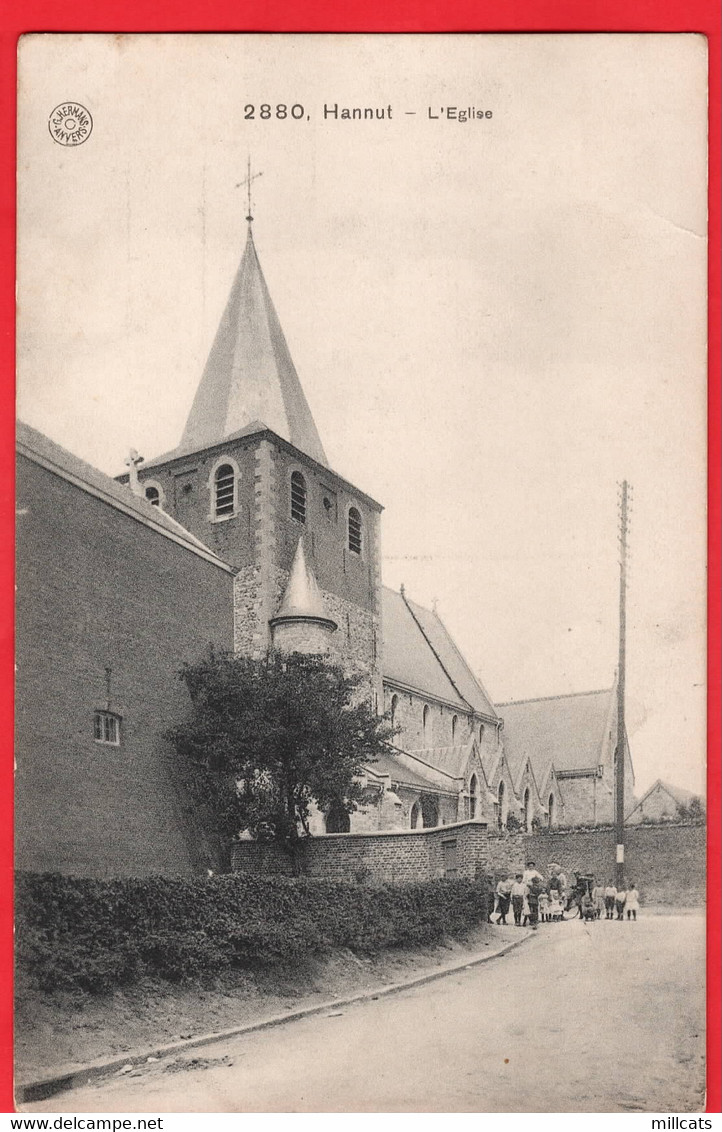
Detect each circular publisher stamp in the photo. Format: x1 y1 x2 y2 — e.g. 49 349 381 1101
48 103 93 146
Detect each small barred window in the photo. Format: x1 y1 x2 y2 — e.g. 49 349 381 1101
94 711 120 746
145 486 160 507
290 471 307 523
348 507 362 555
214 464 236 517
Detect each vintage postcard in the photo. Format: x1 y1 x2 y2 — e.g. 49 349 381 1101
14 33 709 1113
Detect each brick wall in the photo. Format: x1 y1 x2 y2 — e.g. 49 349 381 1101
16 456 234 878
232 820 489 883
484 824 705 905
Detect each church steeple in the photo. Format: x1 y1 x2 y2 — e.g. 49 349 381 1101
180 219 328 466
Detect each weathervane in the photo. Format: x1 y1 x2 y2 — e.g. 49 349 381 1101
236 157 263 223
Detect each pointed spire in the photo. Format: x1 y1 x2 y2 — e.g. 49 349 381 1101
180 222 328 466
270 538 337 654
274 537 335 624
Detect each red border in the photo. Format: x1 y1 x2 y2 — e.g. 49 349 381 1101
1 1 720 1117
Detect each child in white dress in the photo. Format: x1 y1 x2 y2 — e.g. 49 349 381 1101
625 884 640 920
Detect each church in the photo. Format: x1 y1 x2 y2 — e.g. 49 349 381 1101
15 206 635 879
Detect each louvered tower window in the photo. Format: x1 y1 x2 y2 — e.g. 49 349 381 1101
214 464 236 516
348 507 362 555
290 471 307 523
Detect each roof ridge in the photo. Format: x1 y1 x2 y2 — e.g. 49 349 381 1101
401 590 472 711
430 608 499 717
496 687 613 706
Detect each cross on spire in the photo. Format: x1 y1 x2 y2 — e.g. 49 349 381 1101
236 157 263 223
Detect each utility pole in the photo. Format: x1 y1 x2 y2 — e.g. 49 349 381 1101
615 480 631 888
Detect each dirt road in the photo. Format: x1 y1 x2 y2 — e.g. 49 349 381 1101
21 912 706 1113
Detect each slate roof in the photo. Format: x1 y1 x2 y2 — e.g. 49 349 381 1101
403 741 478 780
179 225 328 466
382 588 467 708
497 688 614 785
366 749 459 795
382 587 498 717
17 422 232 572
403 597 498 717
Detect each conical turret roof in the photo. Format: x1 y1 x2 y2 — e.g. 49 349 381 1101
180 224 328 465
273 538 337 626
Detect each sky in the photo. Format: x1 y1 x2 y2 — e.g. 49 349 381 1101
16 33 708 796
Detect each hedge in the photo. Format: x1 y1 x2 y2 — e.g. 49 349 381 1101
16 871 490 994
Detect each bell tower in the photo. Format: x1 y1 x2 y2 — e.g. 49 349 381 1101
123 187 384 699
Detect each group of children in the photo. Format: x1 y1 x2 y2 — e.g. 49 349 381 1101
491 861 641 928
600 882 640 920
578 880 640 921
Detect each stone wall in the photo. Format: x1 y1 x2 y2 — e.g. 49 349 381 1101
484 824 705 905
232 820 490 884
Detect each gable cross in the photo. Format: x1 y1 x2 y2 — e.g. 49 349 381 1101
125 447 145 497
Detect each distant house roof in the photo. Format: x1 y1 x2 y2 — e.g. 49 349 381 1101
17 421 233 573
382 587 498 717
627 778 699 819
497 688 615 785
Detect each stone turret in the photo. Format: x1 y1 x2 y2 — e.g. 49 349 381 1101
270 537 337 655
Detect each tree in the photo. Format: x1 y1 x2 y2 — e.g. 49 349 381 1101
167 650 395 871
687 796 705 821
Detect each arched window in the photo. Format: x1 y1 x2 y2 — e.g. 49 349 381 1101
469 774 479 819
348 507 362 555
410 801 422 829
548 793 555 828
451 714 458 742
290 471 307 523
142 480 164 509
422 704 430 742
390 694 399 728
213 463 236 517
479 723 485 745
498 781 506 828
523 787 531 831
